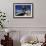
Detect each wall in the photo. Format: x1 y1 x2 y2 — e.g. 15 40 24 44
0 0 46 27
0 0 46 46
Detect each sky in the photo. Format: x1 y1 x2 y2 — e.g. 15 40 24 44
15 5 31 11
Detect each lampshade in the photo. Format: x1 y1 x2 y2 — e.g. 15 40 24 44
5 29 10 33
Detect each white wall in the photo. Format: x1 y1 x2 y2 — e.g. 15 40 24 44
0 0 46 27
0 0 46 46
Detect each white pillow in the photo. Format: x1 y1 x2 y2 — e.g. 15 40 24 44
20 35 37 43
20 35 31 43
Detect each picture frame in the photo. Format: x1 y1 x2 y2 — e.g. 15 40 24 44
13 3 33 18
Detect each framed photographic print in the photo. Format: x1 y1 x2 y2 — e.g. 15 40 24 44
13 3 33 18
